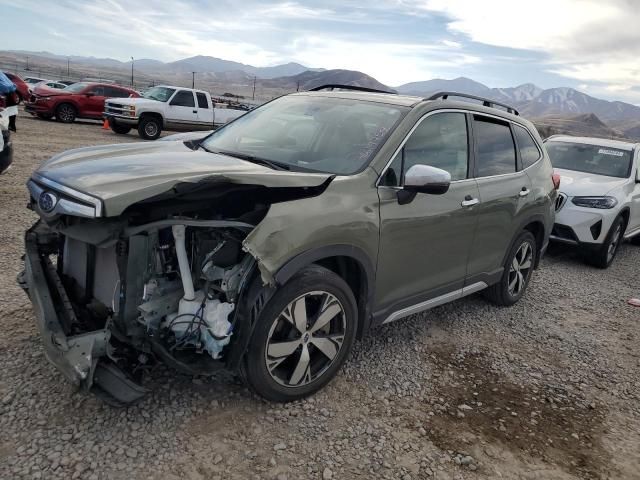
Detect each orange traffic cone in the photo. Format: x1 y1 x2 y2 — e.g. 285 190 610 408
102 119 109 130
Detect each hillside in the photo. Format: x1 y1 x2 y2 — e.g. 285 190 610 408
263 69 394 92
533 113 624 140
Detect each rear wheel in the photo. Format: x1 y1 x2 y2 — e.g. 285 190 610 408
587 216 625 268
109 119 131 135
484 231 537 306
241 265 357 402
55 103 76 123
138 115 162 140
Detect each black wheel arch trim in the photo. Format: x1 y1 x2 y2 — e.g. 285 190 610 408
503 214 548 269
273 244 375 339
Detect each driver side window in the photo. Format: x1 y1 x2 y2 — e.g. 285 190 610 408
381 112 469 186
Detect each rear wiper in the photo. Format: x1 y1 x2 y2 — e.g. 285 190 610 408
202 147 290 171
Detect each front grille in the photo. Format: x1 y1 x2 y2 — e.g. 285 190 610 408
552 224 579 242
555 193 567 211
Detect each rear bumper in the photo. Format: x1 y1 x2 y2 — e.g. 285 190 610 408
20 227 110 387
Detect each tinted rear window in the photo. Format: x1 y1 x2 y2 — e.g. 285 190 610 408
196 92 208 109
546 141 632 178
514 125 541 168
474 116 516 177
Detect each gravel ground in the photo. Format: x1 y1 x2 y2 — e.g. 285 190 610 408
1 113 639 480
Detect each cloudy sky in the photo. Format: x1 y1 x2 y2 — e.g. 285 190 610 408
1 0 639 102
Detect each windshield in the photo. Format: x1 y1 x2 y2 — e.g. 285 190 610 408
142 87 176 102
64 82 90 93
201 95 407 174
546 141 632 178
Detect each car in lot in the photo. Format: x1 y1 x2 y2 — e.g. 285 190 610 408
3 72 29 102
22 76 47 85
103 86 246 140
545 135 640 267
25 82 138 122
19 86 556 405
31 80 68 93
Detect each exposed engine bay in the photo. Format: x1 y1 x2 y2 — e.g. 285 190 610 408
21 177 331 405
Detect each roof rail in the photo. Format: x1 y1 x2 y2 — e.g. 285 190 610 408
309 84 396 94
426 91 519 116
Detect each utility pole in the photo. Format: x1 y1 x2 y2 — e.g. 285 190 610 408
192 71 196 89
67 57 70 77
252 76 256 100
296 80 300 92
130 57 134 87
26 56 30 71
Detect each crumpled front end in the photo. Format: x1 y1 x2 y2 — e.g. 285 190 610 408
19 169 332 405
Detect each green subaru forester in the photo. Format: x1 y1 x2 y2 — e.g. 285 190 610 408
20 86 556 404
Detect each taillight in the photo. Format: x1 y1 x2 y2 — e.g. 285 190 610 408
552 172 560 190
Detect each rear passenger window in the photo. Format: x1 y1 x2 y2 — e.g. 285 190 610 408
514 124 541 169
196 92 209 109
170 90 195 107
380 112 469 186
473 116 516 177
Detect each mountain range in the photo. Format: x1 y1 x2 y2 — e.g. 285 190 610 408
3 50 640 139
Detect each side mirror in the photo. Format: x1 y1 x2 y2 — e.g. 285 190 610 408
404 164 451 194
397 164 451 205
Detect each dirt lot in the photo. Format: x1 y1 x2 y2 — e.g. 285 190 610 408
1 113 639 480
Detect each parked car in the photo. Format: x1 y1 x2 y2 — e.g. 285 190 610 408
103 85 246 140
0 110 13 174
545 135 640 267
19 87 556 405
3 72 29 102
22 77 47 85
32 80 68 93
58 80 76 86
25 82 138 122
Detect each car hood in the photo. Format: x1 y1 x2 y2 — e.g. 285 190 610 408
34 141 332 216
555 168 628 197
106 97 158 107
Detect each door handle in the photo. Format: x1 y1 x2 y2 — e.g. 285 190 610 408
519 187 530 197
461 195 479 207
192 110 197 113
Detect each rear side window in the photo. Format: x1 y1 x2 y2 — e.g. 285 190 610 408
381 112 469 186
196 92 209 109
87 86 105 96
473 116 516 177
514 125 541 169
171 90 195 107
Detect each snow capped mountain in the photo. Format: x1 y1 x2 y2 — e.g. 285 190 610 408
396 77 640 124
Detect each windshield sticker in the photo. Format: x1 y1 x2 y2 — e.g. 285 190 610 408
598 148 624 157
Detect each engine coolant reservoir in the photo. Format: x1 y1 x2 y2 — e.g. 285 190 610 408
202 299 234 358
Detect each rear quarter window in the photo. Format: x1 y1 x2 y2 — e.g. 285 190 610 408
514 124 541 169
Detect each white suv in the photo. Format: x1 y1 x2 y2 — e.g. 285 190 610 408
544 135 640 267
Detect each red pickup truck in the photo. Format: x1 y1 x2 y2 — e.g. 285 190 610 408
25 82 138 123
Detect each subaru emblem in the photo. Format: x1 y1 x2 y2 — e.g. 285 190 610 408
38 191 58 213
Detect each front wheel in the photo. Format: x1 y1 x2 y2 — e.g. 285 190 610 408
587 216 625 268
109 119 131 135
138 116 162 140
55 103 76 123
484 231 537 306
241 265 357 402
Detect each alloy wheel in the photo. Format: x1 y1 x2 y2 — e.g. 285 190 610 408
508 241 533 296
607 223 622 263
58 105 74 122
144 122 158 137
265 291 346 388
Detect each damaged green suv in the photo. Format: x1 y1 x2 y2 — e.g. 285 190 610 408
20 86 556 405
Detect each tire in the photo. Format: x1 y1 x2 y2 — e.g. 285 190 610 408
55 103 76 123
138 115 162 140
630 233 640 246
484 231 537 306
109 119 131 135
586 216 625 269
241 264 357 402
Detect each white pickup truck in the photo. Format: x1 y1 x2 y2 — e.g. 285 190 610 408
103 85 248 140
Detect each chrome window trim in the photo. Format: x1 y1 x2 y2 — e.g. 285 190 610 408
31 173 103 217
382 281 488 324
376 108 538 188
